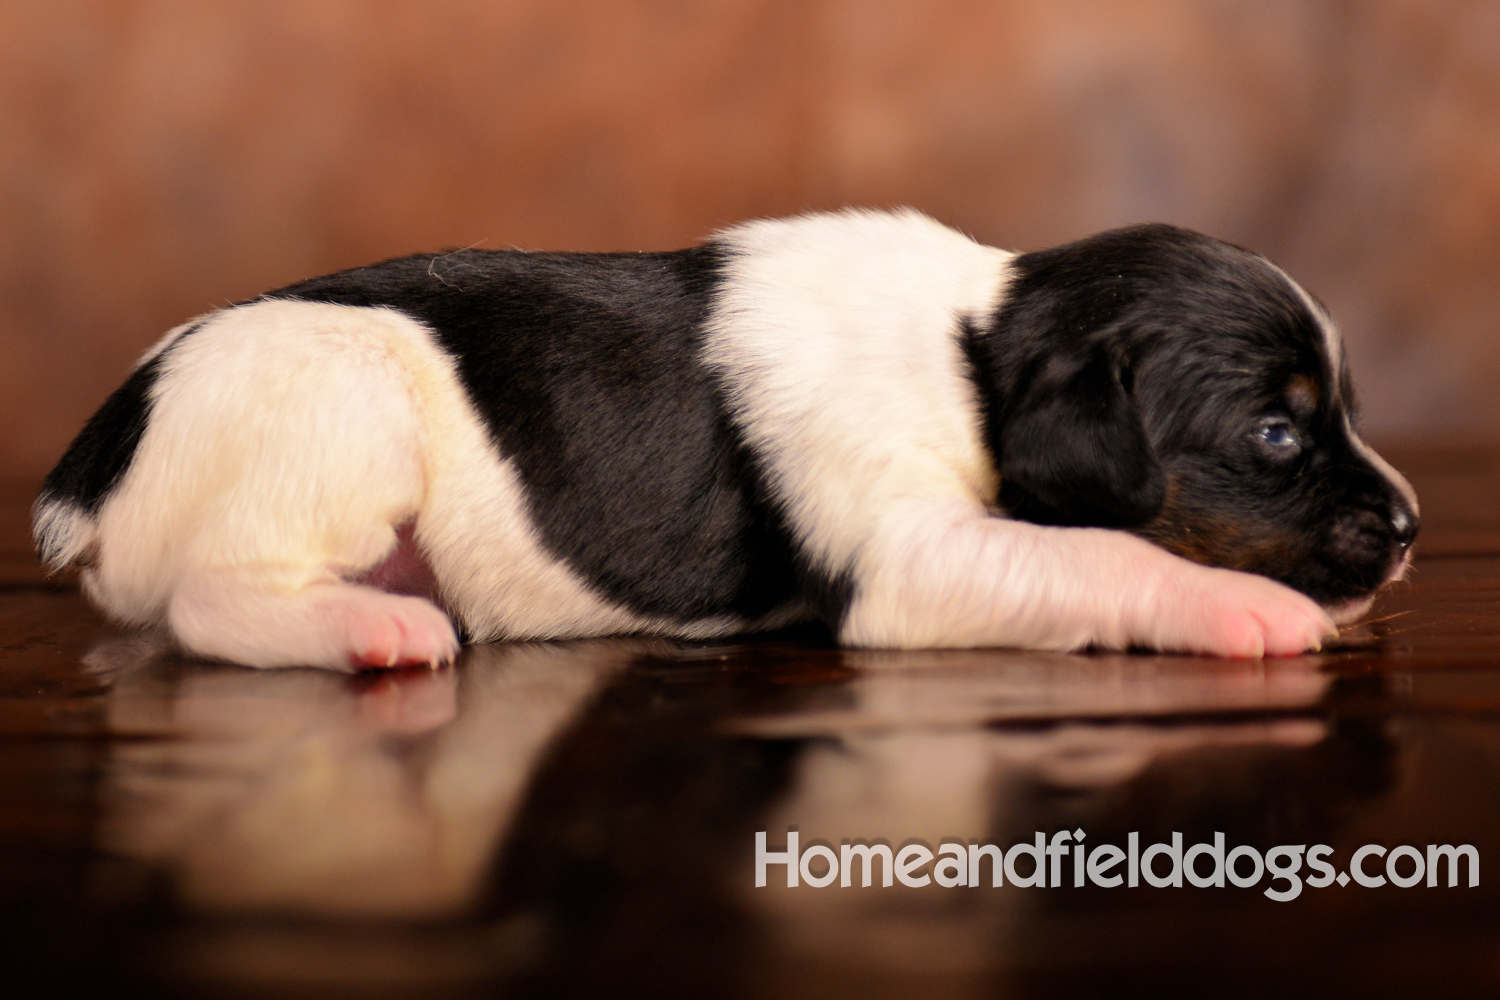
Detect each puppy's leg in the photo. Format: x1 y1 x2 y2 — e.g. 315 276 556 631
840 502 1337 657
86 302 460 670
169 571 457 671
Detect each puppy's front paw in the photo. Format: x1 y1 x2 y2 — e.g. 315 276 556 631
1149 565 1337 659
342 593 460 670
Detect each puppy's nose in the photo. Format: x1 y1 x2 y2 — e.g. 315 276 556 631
1390 504 1419 549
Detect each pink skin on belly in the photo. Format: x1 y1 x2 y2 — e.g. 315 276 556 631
344 522 452 669
351 522 443 603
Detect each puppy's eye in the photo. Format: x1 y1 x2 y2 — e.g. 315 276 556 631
1254 417 1302 455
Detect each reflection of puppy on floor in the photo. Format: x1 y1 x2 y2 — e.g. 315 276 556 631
90 636 621 917
37 210 1417 669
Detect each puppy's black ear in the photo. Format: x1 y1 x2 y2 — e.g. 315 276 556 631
996 347 1166 528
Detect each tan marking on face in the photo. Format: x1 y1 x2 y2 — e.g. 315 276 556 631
1260 257 1342 406
1138 475 1304 576
1285 374 1319 418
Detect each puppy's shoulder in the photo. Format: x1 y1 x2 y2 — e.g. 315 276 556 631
702 210 1011 577
715 208 1006 302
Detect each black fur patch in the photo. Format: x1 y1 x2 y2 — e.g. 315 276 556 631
269 247 845 625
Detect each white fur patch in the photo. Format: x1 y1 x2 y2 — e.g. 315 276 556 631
705 209 1012 579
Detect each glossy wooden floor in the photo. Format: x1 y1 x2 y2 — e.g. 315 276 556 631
2 445 1498 999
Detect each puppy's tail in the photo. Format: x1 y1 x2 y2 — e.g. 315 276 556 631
32 494 97 572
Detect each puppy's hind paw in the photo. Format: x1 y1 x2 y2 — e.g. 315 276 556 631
168 575 462 671
342 592 461 670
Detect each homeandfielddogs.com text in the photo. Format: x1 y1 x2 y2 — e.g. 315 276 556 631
754 831 1478 902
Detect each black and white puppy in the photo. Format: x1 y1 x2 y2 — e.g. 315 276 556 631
34 209 1418 670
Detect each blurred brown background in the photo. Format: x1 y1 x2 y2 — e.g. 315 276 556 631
4 0 1500 479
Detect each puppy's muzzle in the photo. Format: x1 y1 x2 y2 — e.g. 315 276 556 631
1329 492 1419 588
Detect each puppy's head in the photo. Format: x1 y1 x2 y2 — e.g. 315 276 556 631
967 223 1418 620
